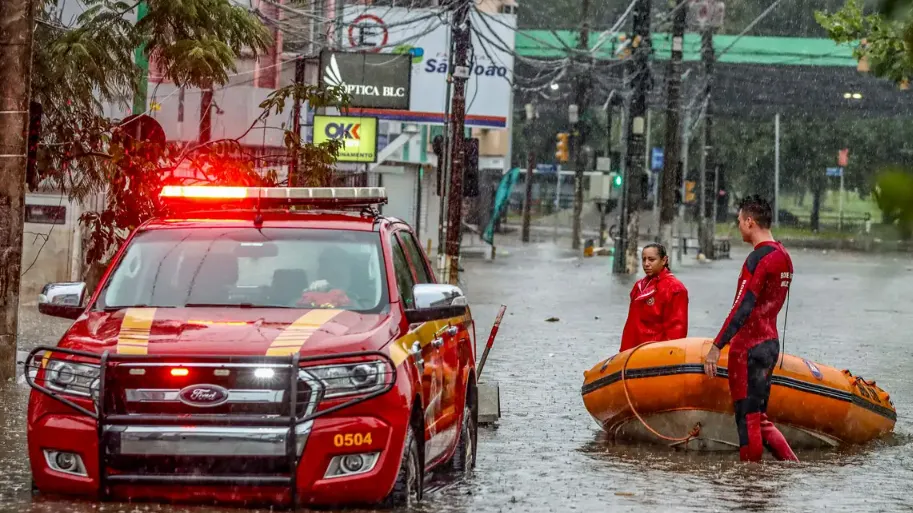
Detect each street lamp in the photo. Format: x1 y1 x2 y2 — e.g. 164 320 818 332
550 83 559 91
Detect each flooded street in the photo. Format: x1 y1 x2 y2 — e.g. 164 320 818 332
3 238 913 512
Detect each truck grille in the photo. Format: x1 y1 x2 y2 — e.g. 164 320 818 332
24 345 396 495
104 363 316 418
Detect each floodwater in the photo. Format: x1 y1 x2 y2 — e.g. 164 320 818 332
2 237 912 512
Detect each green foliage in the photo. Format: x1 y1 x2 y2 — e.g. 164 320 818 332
816 0 913 84
260 84 351 187
872 167 913 238
32 0 352 270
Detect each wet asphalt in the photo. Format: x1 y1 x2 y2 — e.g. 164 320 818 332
3 235 913 512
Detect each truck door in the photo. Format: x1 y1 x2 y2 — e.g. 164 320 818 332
389 233 444 466
396 231 459 463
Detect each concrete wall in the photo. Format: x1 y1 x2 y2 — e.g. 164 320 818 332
19 193 83 304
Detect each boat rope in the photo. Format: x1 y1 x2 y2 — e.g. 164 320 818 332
779 283 791 370
621 341 702 445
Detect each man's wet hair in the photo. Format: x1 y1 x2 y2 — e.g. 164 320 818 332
739 194 773 229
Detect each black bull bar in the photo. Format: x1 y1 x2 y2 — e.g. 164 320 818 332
24 346 397 504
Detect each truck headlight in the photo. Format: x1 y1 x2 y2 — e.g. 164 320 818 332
45 360 100 399
305 361 388 399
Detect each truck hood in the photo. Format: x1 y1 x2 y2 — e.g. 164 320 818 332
57 307 397 357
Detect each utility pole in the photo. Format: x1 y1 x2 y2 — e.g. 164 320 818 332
289 57 306 186
521 103 538 243
676 106 693 265
697 29 716 259
660 0 686 251
614 0 652 274
200 83 213 144
774 113 780 226
437 25 457 265
133 2 150 115
0 0 37 379
570 0 591 251
444 0 471 285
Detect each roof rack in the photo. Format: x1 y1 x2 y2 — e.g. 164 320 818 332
159 186 388 209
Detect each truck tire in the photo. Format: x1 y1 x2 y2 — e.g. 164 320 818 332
384 425 423 507
450 405 476 475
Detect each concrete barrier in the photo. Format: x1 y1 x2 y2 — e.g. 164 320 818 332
478 381 500 425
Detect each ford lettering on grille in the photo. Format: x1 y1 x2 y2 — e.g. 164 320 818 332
178 384 229 407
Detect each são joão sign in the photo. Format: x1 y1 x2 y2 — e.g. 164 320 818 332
313 115 378 163
319 50 411 110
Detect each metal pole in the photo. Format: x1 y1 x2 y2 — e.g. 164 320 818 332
570 0 591 251
438 23 456 263
698 28 715 259
774 112 780 226
416 166 423 240
699 111 708 249
521 150 535 243
839 169 845 232
444 0 471 285
676 107 691 265
521 106 536 243
613 95 631 274
646 110 657 239
712 163 720 227
614 0 651 274
662 0 686 251
554 170 561 242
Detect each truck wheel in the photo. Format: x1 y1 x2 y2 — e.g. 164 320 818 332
384 426 423 507
450 406 476 474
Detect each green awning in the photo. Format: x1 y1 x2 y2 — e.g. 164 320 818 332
515 30 858 67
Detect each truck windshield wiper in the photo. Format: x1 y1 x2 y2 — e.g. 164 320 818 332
184 302 258 308
101 304 155 311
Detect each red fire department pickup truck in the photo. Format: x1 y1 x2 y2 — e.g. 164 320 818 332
26 186 478 508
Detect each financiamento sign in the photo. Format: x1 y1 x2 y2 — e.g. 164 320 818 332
313 115 378 163
319 50 411 110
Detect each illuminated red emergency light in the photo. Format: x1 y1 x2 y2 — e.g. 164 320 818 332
161 186 248 198
159 186 388 208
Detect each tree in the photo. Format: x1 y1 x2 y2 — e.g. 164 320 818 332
873 167 913 238
32 0 350 282
816 0 913 85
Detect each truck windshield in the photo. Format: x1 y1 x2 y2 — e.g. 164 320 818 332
94 227 388 313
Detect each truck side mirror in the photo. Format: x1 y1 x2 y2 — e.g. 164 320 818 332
38 282 87 320
404 284 468 324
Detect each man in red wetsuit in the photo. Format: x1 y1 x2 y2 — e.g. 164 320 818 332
703 195 799 463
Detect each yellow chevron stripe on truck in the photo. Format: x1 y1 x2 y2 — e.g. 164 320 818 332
116 308 157 355
266 309 343 356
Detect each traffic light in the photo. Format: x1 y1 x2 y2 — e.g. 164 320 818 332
612 173 622 188
685 180 696 203
555 132 569 163
463 137 479 197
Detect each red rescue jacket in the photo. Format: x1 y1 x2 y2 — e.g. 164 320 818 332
620 267 689 352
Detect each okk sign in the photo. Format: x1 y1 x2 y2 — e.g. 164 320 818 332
342 6 517 129
313 115 378 163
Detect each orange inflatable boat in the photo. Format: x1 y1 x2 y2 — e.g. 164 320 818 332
581 338 896 450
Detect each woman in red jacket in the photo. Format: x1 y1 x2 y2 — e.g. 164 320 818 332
619 243 689 352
